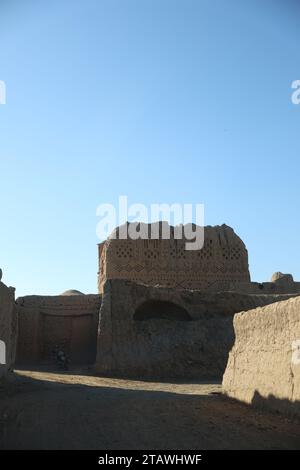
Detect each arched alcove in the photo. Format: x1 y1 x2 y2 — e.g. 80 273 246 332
134 300 192 321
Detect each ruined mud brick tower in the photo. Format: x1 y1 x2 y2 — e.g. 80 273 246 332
98 223 250 292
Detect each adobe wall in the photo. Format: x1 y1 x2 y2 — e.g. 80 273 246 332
95 279 296 379
222 296 300 418
98 223 251 293
0 280 17 380
226 281 300 295
227 272 300 295
16 294 101 367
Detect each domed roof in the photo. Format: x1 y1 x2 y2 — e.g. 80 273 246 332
271 272 294 283
61 289 85 296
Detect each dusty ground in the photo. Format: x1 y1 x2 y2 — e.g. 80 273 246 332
0 369 299 450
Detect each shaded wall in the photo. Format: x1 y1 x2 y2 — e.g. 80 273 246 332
223 296 300 418
16 295 101 367
0 281 17 380
95 279 296 379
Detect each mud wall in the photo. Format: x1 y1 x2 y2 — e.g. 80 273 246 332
95 279 296 379
223 296 300 418
226 281 300 295
98 223 250 293
0 281 17 380
16 295 101 366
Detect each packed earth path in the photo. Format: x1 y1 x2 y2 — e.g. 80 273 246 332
0 369 300 450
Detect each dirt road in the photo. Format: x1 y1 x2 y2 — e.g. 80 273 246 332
0 369 299 449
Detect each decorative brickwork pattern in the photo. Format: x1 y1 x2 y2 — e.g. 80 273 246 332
98 223 250 293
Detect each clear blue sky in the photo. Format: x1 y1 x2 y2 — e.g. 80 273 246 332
1 0 300 296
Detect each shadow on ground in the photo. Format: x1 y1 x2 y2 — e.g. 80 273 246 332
251 390 300 420
0 370 299 450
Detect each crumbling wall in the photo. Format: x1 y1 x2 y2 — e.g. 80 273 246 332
98 223 251 293
0 281 17 380
16 294 101 367
227 271 300 295
226 281 300 295
222 296 300 418
95 279 296 379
